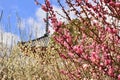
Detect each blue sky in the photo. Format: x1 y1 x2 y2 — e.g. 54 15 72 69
0 0 42 32
0 0 59 21
0 0 95 47
0 0 41 46
0 0 41 43
0 0 67 47
0 0 42 18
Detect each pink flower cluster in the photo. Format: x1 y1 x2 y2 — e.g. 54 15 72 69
40 0 120 79
73 45 83 56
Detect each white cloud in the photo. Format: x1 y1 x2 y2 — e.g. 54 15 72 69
25 5 77 38
36 7 46 22
52 5 77 22
0 29 20 48
27 17 46 38
25 3 120 41
17 19 26 30
0 29 20 57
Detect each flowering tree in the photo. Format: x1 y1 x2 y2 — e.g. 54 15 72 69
36 0 120 79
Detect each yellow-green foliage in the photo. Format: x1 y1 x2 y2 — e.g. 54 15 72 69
0 40 69 80
46 19 116 80
0 19 117 80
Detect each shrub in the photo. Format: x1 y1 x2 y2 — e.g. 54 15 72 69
40 0 120 79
